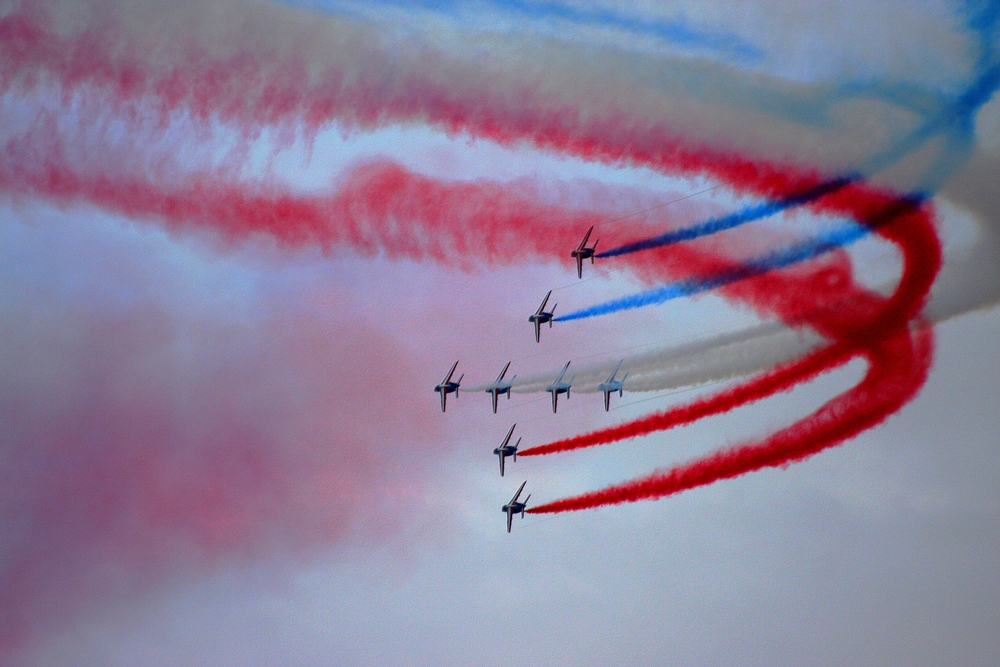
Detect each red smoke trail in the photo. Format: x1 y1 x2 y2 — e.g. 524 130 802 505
0 124 609 266
529 325 933 513
0 3 865 207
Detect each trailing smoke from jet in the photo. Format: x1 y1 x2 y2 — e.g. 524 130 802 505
596 176 859 258
556 223 872 322
529 326 933 514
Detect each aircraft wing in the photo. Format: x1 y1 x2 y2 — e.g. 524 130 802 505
534 290 552 316
576 226 594 251
495 361 511 383
501 423 516 447
606 359 623 383
441 360 459 384
555 361 571 383
508 480 527 505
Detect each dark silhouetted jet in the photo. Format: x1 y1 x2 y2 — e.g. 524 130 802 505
501 481 530 533
571 226 599 278
433 361 463 412
528 290 557 343
493 423 521 477
546 361 573 413
597 359 627 411
483 361 516 413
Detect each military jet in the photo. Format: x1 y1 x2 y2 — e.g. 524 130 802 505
597 359 627 411
501 481 531 533
483 361 516 414
433 361 463 412
492 423 521 477
546 361 573 413
571 226 599 279
528 290 557 343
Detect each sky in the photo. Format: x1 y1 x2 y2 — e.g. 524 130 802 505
1 0 998 665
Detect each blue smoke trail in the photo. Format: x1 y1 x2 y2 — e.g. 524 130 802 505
597 175 859 259
556 223 872 322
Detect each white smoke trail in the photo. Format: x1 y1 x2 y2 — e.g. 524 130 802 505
464 321 824 395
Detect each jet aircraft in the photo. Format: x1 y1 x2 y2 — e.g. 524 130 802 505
492 423 521 476
528 290 557 343
433 361 463 412
597 359 627 411
501 481 531 533
483 361 516 413
571 226 599 279
546 361 573 413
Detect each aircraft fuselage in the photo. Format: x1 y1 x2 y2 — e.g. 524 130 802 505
434 381 460 412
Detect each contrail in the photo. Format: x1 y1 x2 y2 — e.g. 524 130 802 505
472 322 824 394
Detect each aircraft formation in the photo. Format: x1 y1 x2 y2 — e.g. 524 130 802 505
432 227 624 532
